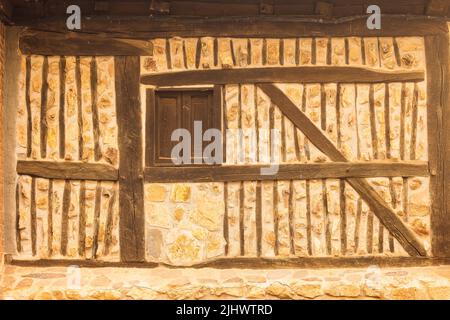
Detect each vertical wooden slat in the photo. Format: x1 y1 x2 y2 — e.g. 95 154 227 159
400 83 406 160
269 102 275 162
323 179 331 255
222 86 228 164
256 181 262 257
367 211 374 254
279 38 284 66
393 38 402 67
30 177 37 256
281 115 286 162
78 180 86 257
344 38 350 65
247 39 252 66
213 85 223 163
305 180 312 256
273 181 279 256
369 84 379 159
230 39 236 66
320 83 326 131
339 179 347 255
361 38 366 65
254 86 260 162
92 182 102 258
90 57 102 161
40 56 49 158
195 38 202 69
212 38 218 67
302 85 310 160
354 198 362 253
165 38 172 69
15 182 22 253
25 56 32 158
47 179 53 257
410 83 419 161
75 57 83 161
59 56 66 159
224 182 229 255
60 180 71 256
326 37 332 65
103 184 117 256
239 181 245 256
115 56 145 262
311 37 317 65
288 180 295 255
262 38 267 66
295 38 300 66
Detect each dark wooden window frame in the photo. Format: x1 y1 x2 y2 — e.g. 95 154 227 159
145 85 223 168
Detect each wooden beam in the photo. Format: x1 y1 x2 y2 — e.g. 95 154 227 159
144 161 429 183
315 1 334 18
141 67 424 86
0 0 12 23
94 1 110 13
258 83 427 257
425 0 450 16
427 34 450 257
115 56 145 263
17 160 118 181
9 256 450 270
13 16 449 38
19 30 154 56
149 0 170 14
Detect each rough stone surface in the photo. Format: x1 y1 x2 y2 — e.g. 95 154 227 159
2 265 450 300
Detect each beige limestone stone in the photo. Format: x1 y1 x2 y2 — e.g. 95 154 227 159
170 184 191 203
146 184 168 202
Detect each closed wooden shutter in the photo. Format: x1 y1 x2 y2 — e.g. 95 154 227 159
154 89 216 165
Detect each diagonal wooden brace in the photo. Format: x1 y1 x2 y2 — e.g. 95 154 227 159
258 83 427 257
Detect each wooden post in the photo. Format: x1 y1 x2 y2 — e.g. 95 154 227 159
115 56 145 262
426 32 450 257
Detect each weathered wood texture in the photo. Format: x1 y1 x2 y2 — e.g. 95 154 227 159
13 16 449 39
19 30 154 56
426 34 450 257
17 160 118 181
115 56 145 262
141 67 424 86
258 83 427 257
145 161 429 183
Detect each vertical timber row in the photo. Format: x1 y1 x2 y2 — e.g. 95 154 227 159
115 56 145 262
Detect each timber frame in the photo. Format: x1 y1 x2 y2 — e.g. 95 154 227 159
9 13 450 266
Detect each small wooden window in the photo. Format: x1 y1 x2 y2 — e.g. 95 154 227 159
146 87 222 166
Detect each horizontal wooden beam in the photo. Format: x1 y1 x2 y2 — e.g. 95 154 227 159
141 67 424 86
144 161 429 183
17 160 118 181
19 30 154 56
0 0 12 23
9 256 450 269
13 15 449 38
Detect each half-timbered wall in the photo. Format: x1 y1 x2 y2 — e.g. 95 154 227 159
15 56 120 260
141 36 429 265
14 35 432 266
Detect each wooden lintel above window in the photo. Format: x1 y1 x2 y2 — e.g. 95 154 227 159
141 66 425 86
